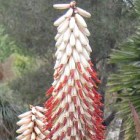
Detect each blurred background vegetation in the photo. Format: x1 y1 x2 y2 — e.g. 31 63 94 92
0 0 139 140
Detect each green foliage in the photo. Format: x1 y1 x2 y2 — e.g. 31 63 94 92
0 26 17 62
13 53 35 76
9 62 53 104
9 48 54 104
135 0 140 16
108 25 140 139
0 84 21 140
0 25 36 77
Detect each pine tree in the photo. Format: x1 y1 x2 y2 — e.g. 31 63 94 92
44 1 104 140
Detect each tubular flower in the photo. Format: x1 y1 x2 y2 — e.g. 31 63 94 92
45 1 105 140
16 105 48 140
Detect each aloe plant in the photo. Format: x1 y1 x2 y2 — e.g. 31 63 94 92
108 1 140 139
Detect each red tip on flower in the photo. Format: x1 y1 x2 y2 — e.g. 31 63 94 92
46 86 54 96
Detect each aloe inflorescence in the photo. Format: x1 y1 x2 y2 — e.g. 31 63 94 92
16 105 48 140
44 1 105 140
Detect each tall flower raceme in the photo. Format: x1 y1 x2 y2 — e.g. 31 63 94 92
16 105 49 140
44 1 105 140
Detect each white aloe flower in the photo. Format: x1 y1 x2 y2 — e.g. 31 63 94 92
45 1 105 140
16 105 48 140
